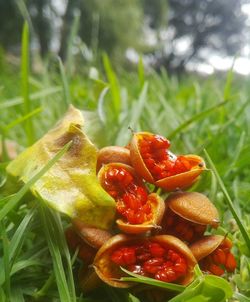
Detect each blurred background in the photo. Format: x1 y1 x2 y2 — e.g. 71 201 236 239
1 0 250 75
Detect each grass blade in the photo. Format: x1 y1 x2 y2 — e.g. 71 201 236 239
21 22 33 145
9 209 35 261
103 53 121 120
58 57 71 109
39 206 73 302
52 212 76 301
3 107 42 132
0 87 62 109
168 99 233 139
138 56 145 88
120 268 184 292
204 149 250 252
0 222 11 300
0 141 72 221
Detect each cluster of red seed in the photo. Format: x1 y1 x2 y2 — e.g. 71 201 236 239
200 240 237 276
139 135 191 180
111 241 187 283
103 167 152 224
164 209 206 243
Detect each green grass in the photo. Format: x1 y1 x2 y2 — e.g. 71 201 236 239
1 26 250 302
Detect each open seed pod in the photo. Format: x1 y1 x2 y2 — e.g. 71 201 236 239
130 132 205 191
190 235 237 276
162 192 220 243
93 234 197 288
116 193 165 234
65 227 97 263
96 146 131 172
72 218 113 249
98 163 165 234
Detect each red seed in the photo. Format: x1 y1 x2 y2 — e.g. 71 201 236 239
213 248 226 265
225 252 237 272
209 264 224 276
143 258 164 274
155 267 177 282
149 243 165 258
111 247 136 266
122 193 141 210
134 186 148 203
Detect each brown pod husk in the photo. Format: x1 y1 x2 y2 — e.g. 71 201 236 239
93 234 197 288
65 227 97 263
72 219 113 249
189 235 226 261
155 155 205 192
166 192 220 228
116 193 165 234
96 146 131 172
130 132 156 183
79 265 102 292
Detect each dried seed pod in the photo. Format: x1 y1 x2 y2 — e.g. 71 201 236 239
65 227 96 263
79 265 102 292
162 192 219 243
96 146 131 172
130 132 205 191
98 163 165 234
72 219 113 249
190 235 237 276
155 155 205 191
93 234 197 288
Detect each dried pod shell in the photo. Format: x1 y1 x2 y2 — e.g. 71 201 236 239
72 219 113 249
116 193 165 234
130 132 156 183
79 265 102 292
166 192 220 228
155 155 205 191
93 234 197 288
96 146 131 172
189 235 226 261
65 227 97 263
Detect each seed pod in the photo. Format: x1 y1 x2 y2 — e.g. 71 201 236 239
96 146 131 172
130 132 205 191
162 192 219 243
155 155 205 191
93 234 197 288
98 163 165 234
65 227 96 263
79 265 102 292
190 235 237 275
72 219 113 249
116 193 165 234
